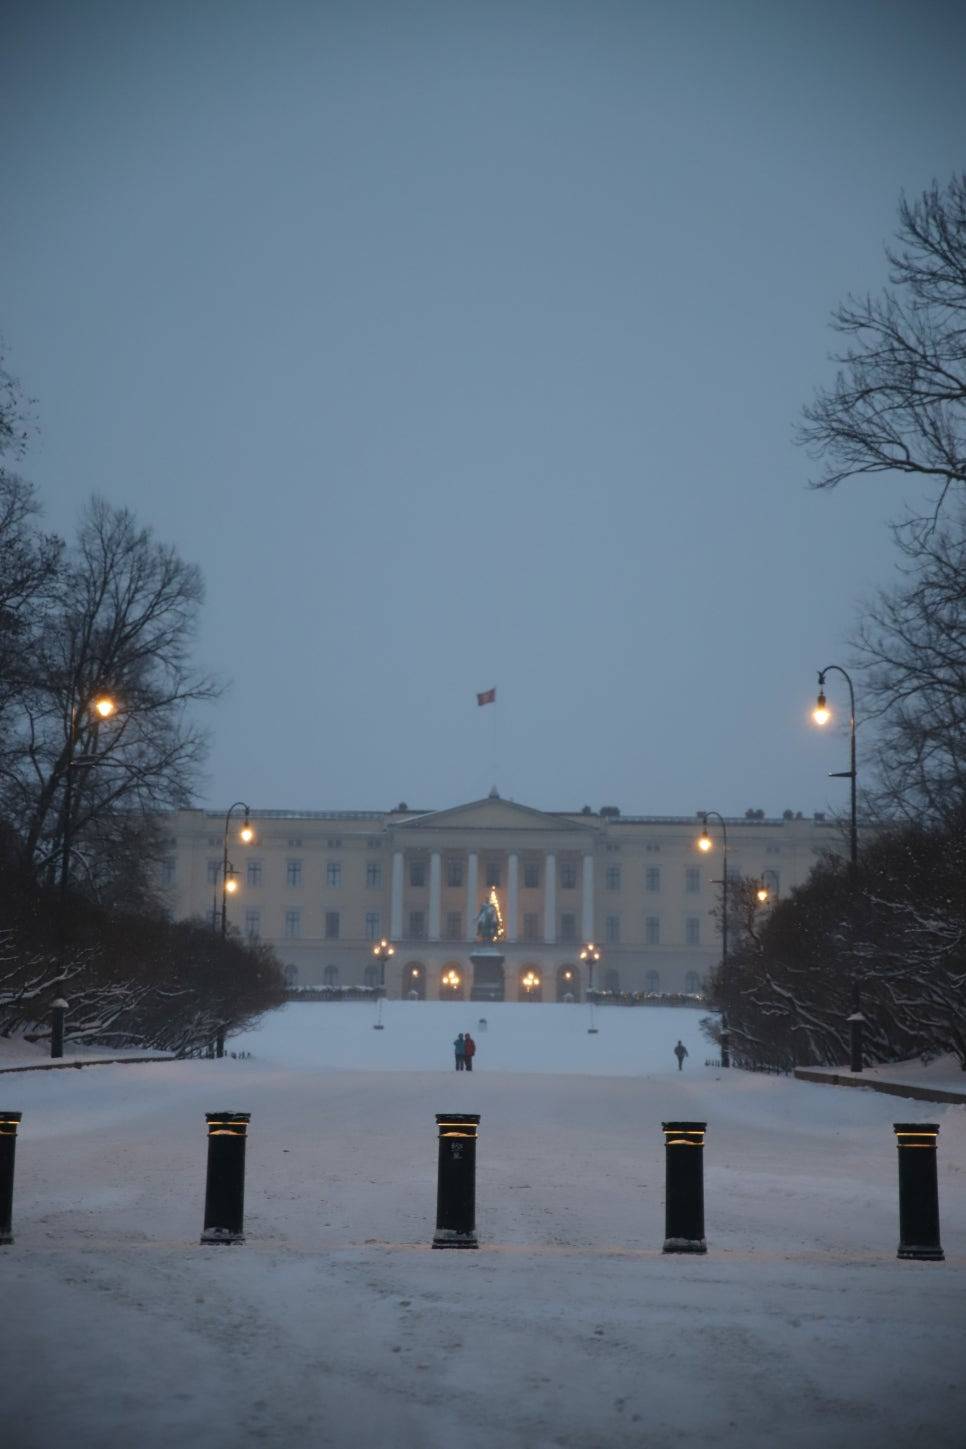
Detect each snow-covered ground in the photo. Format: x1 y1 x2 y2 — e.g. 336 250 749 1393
2 1002 964 1449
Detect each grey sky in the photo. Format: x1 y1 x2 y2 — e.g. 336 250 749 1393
3 1 964 819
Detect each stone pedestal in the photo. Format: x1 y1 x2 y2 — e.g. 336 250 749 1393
469 948 505 1002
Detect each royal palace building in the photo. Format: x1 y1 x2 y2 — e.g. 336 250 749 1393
160 793 847 1001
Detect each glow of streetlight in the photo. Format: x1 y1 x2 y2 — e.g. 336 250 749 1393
522 971 540 990
697 831 712 852
442 969 460 989
225 875 239 895
239 821 254 844
756 885 769 904
372 938 395 962
93 695 117 719
812 689 831 727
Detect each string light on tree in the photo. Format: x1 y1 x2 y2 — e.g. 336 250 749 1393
488 886 505 942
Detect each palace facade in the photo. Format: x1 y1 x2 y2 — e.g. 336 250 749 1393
160 793 845 1001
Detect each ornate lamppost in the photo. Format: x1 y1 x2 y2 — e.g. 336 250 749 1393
812 665 863 1070
580 941 601 1034
221 802 254 936
372 938 395 1029
521 969 541 1001
697 812 730 1067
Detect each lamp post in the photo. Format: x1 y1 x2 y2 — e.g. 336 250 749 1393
811 667 858 879
812 666 863 1070
222 802 254 936
60 692 118 898
372 938 395 1028
697 812 729 1067
212 861 239 932
521 969 540 1001
580 942 601 1034
441 968 462 998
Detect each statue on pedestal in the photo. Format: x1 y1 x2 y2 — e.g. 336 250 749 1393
475 898 500 943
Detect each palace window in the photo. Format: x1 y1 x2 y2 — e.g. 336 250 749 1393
365 911 381 940
284 909 302 939
446 858 464 888
560 912 577 942
325 911 340 940
485 862 501 888
685 867 701 894
409 910 426 940
366 862 383 888
444 911 462 941
410 860 426 888
645 866 661 892
685 916 701 946
245 909 261 940
523 912 540 942
645 915 660 945
286 859 303 888
605 914 621 944
523 862 540 889
247 859 263 887
606 865 621 891
559 862 577 889
326 862 342 888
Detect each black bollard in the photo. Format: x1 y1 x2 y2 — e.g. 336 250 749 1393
894 1123 944 1261
662 1121 707 1253
719 1013 730 1069
432 1113 480 1249
0 1112 22 1245
215 1028 225 1060
50 998 67 1060
201 1112 250 1244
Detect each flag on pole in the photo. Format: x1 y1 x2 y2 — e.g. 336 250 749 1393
476 687 496 706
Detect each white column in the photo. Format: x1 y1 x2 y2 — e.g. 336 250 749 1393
507 852 519 942
544 852 556 943
390 850 404 940
466 852 478 940
581 853 594 942
429 851 442 941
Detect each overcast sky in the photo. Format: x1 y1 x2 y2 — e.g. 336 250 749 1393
3 1 964 819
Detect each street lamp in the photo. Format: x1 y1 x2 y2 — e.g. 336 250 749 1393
580 942 601 1034
441 968 461 997
371 938 395 1028
696 811 730 1068
221 802 254 936
812 665 863 1070
811 666 858 878
60 690 119 897
521 969 540 1000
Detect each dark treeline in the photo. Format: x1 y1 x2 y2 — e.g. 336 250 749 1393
714 176 966 1072
0 348 286 1052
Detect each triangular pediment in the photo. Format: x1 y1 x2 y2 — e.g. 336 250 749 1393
398 797 593 832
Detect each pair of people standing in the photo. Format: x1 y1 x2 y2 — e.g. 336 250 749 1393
453 1032 476 1071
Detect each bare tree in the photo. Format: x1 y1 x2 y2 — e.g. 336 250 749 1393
800 175 966 514
0 497 221 899
853 508 966 821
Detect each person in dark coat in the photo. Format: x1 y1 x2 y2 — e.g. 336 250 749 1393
463 1032 476 1071
454 1033 466 1070
674 1040 688 1071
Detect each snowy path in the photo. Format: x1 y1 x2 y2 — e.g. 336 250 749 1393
2 1003 964 1448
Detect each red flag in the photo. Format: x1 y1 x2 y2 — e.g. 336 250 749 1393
476 688 496 706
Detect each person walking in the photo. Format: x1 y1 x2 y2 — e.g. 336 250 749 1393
454 1032 466 1071
463 1032 476 1072
674 1039 688 1071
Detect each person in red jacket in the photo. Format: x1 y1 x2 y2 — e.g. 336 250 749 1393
463 1032 476 1071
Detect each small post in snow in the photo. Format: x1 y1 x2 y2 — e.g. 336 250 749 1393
848 982 864 1074
0 1112 22 1245
894 1123 944 1261
662 1121 707 1254
215 1028 225 1060
201 1112 250 1244
432 1113 480 1249
50 998 67 1060
719 1012 730 1069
